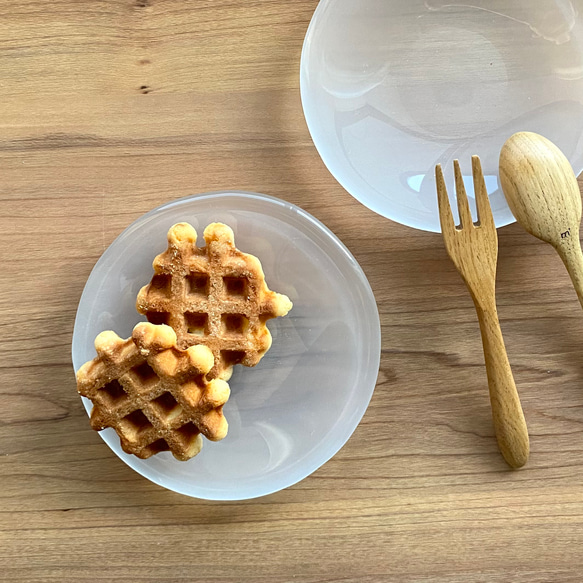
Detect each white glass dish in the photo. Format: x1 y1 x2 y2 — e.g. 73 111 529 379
72 192 381 500
300 0 583 232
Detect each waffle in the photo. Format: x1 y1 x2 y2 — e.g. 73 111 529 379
76 322 230 461
136 222 293 381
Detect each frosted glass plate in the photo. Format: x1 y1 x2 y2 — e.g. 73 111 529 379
72 192 380 500
301 0 583 231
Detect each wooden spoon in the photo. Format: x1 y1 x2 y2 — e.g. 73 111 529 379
499 131 583 308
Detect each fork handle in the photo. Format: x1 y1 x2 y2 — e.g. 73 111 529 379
475 303 530 468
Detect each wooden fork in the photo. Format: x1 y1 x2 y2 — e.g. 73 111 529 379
436 156 529 469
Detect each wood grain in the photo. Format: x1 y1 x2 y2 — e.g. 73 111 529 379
1 1 583 582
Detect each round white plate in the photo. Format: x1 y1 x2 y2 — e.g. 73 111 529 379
72 192 381 500
301 0 583 231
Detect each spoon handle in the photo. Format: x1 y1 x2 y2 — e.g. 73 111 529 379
475 302 530 468
555 232 583 310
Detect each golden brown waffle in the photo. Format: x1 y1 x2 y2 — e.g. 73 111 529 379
136 222 293 380
76 322 230 461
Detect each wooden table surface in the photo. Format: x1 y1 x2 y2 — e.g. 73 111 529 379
2 1 583 581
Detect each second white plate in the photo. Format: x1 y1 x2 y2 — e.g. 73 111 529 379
301 0 583 231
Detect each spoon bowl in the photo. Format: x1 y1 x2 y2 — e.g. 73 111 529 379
499 131 583 308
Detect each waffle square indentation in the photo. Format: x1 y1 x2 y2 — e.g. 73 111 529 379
98 379 129 407
185 312 209 336
187 273 209 296
223 276 248 298
221 313 249 335
151 392 183 421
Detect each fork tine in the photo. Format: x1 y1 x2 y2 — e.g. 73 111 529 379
471 155 494 228
435 164 455 233
453 159 473 228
